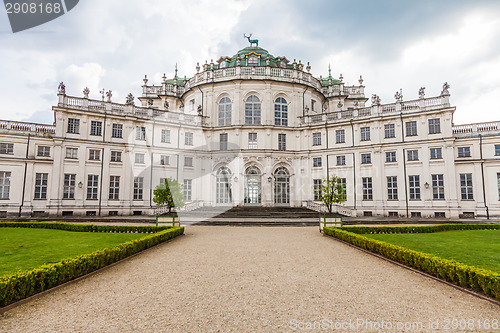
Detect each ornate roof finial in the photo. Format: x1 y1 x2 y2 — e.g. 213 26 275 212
359 75 364 86
328 64 332 78
162 73 166 83
99 88 105 101
58 82 66 95
196 62 200 73
394 89 403 102
83 87 90 99
126 93 134 105
174 63 178 78
440 82 450 96
143 75 148 85
339 73 343 82
306 62 311 73
419 87 425 99
106 90 112 102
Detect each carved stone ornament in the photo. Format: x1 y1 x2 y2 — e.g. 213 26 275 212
323 104 328 112
58 82 66 94
197 105 202 115
306 62 311 73
126 93 135 105
164 100 169 111
394 90 402 102
358 75 364 85
354 100 359 108
440 82 450 96
419 87 426 99
83 87 90 99
337 101 343 109
196 62 200 73
148 99 154 106
143 75 148 85
106 90 112 102
371 94 381 106
266 56 270 66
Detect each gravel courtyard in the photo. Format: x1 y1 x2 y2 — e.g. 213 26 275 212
1 226 498 332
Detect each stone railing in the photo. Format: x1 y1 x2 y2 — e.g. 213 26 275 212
302 200 354 217
452 121 500 137
0 120 55 135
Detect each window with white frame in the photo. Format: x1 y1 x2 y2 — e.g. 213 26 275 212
248 133 257 149
112 124 123 138
89 149 100 161
312 133 321 146
87 175 99 200
360 127 370 141
387 176 398 200
432 174 445 200
184 156 193 167
185 132 193 146
337 155 346 165
274 97 288 126
340 178 347 197
0 171 11 199
136 126 146 141
220 133 228 151
278 134 286 151
428 118 441 134
109 176 120 200
409 175 421 200
497 173 500 200
361 153 371 164
458 147 471 158
133 177 144 200
63 174 76 199
495 145 500 156
37 146 51 157
110 151 122 162
407 150 419 161
218 97 232 126
406 121 417 136
65 147 78 159
34 173 48 199
386 151 396 162
0 143 13 154
336 129 345 143
184 179 192 201
90 121 102 136
313 157 322 167
161 129 171 143
460 173 473 200
362 177 373 200
135 153 145 164
430 148 442 159
313 179 322 201
247 55 258 66
245 95 261 125
160 155 169 165
384 124 395 138
67 118 80 134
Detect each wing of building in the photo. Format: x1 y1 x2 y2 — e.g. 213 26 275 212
1 43 500 218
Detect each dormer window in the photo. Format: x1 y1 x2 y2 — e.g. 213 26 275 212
219 60 226 68
280 60 287 68
248 55 258 66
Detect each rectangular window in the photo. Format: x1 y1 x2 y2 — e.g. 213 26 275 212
65 147 78 159
384 124 395 138
136 126 146 141
0 143 14 154
133 177 144 200
337 155 346 166
87 175 99 200
313 157 322 167
406 121 417 136
190 99 195 111
184 157 193 167
67 118 80 134
220 133 228 150
360 127 370 141
430 148 442 159
161 129 171 143
248 133 257 149
312 133 321 146
185 132 193 146
362 177 373 200
184 179 192 201
63 174 76 199
409 175 421 200
110 151 122 162
109 176 120 200
34 173 48 199
385 151 396 162
460 173 473 200
495 145 500 156
429 118 441 134
135 153 145 164
89 149 101 161
407 150 419 161
112 124 123 138
160 155 169 165
313 179 322 201
340 178 347 197
387 176 398 200
278 134 286 151
432 174 445 200
361 153 371 164
336 130 345 144
311 100 316 112
498 173 500 200
90 121 102 136
0 171 11 199
37 146 51 157
458 147 471 158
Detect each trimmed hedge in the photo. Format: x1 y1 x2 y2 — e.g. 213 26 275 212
0 225 184 307
0 222 172 234
342 223 500 235
323 226 500 301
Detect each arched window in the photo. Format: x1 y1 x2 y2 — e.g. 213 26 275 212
218 97 232 126
219 60 227 68
274 167 290 205
248 55 258 66
274 97 288 126
245 95 261 125
216 167 232 204
244 166 261 204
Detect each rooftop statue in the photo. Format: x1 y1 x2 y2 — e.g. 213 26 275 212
244 34 258 47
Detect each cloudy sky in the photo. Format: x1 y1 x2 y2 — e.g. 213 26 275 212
1 0 499 125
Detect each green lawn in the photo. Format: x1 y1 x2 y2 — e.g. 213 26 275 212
366 230 500 273
0 228 146 276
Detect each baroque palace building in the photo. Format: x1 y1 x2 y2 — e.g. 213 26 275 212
1 41 500 218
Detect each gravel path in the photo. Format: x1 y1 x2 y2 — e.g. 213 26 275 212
1 226 498 332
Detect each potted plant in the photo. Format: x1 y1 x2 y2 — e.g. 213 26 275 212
153 177 185 226
319 176 346 232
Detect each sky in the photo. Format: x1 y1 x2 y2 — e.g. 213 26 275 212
0 0 499 125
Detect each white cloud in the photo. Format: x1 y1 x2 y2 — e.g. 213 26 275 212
63 63 106 99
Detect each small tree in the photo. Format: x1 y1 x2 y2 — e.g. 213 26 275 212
320 176 346 214
153 177 185 214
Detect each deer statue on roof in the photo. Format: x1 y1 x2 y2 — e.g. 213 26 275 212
244 34 258 47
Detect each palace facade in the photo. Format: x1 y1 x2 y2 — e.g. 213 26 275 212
1 43 500 218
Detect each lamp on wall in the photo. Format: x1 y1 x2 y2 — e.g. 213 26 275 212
78 181 83 188
268 176 272 182
424 182 429 189
234 176 238 182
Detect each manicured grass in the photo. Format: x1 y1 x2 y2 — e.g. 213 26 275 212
0 228 146 276
366 230 500 273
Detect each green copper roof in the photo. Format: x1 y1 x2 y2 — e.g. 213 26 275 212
215 46 294 69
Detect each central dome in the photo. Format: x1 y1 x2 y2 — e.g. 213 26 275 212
216 45 291 68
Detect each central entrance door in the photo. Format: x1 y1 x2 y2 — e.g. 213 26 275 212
244 166 261 205
274 167 290 205
216 167 232 205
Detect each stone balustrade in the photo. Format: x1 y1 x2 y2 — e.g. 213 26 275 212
0 120 55 135
452 121 500 137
